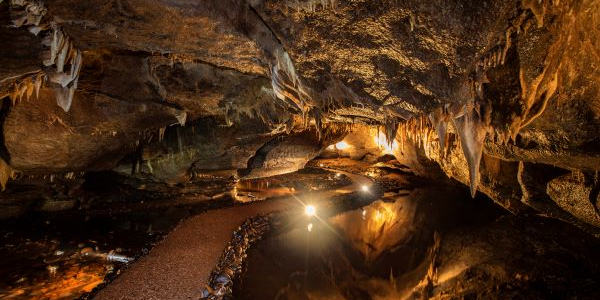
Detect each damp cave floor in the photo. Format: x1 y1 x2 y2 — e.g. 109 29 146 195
94 169 372 300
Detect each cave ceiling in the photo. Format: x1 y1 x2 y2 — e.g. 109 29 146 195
1 0 599 232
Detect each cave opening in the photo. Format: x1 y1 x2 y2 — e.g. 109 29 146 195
1 0 600 299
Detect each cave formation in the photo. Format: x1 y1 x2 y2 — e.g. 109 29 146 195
1 0 600 299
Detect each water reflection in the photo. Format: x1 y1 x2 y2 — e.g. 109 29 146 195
0 166 354 300
331 198 416 261
233 185 505 300
0 206 198 300
234 168 352 203
235 178 296 202
2 262 104 300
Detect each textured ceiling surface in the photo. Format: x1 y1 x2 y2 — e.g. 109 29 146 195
0 0 599 232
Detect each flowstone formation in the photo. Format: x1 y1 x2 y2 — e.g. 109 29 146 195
0 0 599 233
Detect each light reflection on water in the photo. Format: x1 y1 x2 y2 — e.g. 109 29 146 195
0 208 186 300
234 168 351 203
233 183 507 300
2 263 105 300
234 178 297 202
0 236 123 300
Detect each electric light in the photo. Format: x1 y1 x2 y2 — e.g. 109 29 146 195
374 134 398 154
307 223 313 232
361 185 369 192
335 141 349 150
362 209 367 220
305 205 316 216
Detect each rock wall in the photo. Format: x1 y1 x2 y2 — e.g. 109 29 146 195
0 0 598 230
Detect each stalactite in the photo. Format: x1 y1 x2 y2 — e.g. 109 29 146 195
175 111 187 126
158 127 166 142
9 1 83 112
452 103 489 198
319 122 353 143
8 0 47 29
8 72 44 105
397 114 436 157
383 113 399 148
313 107 324 140
224 87 292 131
270 49 313 115
44 24 82 112
428 106 449 158
0 158 16 191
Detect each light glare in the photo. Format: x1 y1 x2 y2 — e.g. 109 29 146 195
305 205 316 216
307 223 313 232
335 141 349 150
374 134 398 154
361 185 369 192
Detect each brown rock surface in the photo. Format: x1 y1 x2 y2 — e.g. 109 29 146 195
0 0 599 231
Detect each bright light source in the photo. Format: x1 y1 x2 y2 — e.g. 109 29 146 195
374 134 398 154
361 185 369 192
319 163 324 167
326 145 335 150
307 223 313 232
335 173 341 178
335 141 349 150
361 209 367 220
305 205 316 216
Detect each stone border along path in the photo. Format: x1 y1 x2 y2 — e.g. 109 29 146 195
94 168 372 300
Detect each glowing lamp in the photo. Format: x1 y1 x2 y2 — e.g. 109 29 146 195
335 141 349 150
305 205 316 216
307 223 314 232
361 185 369 192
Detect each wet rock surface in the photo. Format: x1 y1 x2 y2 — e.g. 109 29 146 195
0 207 185 299
0 0 599 231
201 216 270 300
0 164 355 300
1 0 600 299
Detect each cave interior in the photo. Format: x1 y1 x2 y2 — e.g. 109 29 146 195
0 0 600 299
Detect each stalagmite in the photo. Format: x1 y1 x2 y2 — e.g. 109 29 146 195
452 103 489 198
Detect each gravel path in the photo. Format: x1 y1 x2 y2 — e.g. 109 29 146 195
94 169 370 300
93 199 292 300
